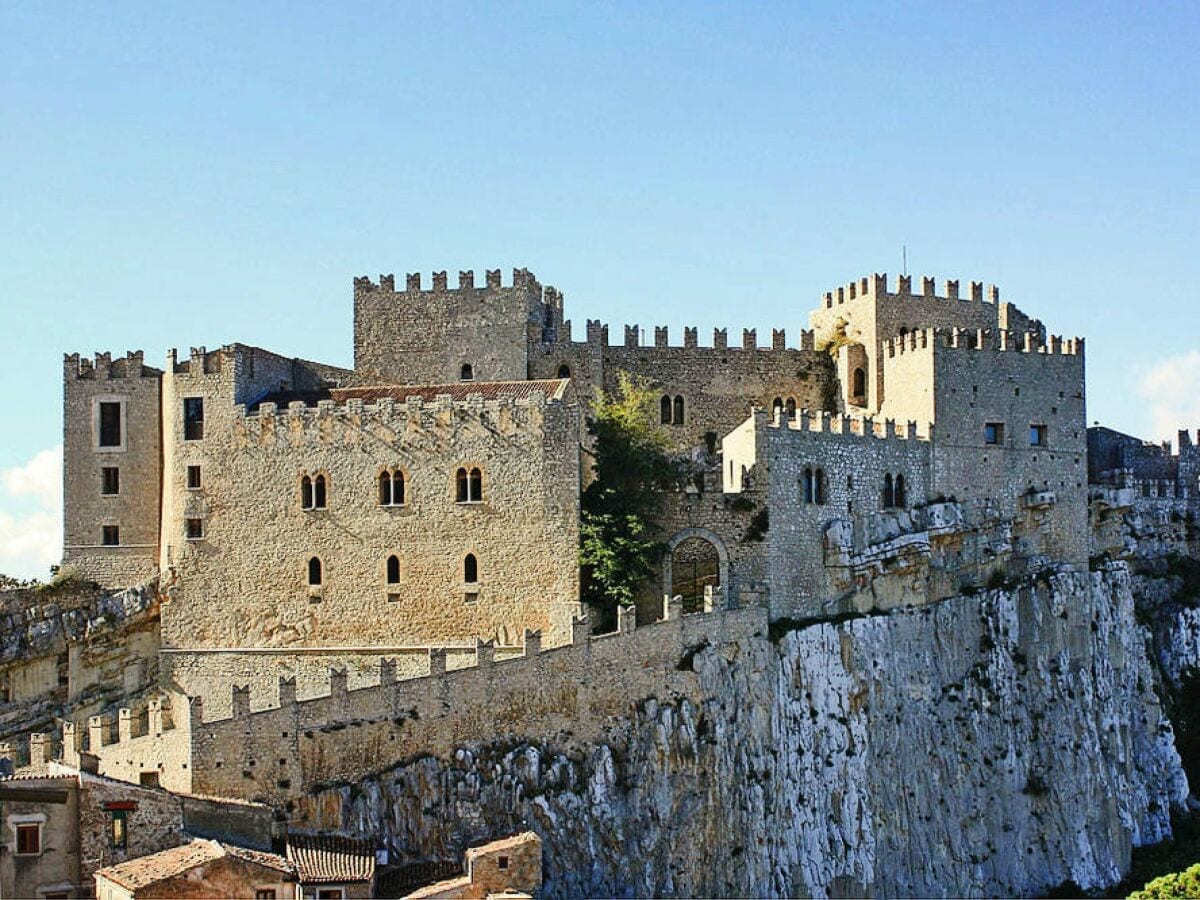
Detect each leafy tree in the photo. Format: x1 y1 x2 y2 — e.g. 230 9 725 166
580 373 680 628
1130 862 1200 899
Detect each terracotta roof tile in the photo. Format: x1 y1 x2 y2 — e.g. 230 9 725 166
287 832 376 884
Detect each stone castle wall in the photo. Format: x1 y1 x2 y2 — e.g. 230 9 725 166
63 352 162 587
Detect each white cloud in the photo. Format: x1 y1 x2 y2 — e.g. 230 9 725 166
1137 352 1200 444
0 445 62 581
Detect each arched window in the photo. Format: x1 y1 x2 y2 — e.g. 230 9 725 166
460 363 474 381
894 474 907 508
882 473 895 508
301 476 313 510
802 467 814 504
899 327 909 338
313 474 327 509
469 467 483 502
673 396 685 425
464 553 478 584
386 555 401 585
785 398 796 419
456 467 469 503
852 367 866 398
661 395 672 425
557 364 571 379
307 557 322 586
380 470 405 506
815 468 826 505
772 397 783 418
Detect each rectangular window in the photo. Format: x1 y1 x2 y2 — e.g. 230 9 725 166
110 810 127 850
183 397 205 440
984 422 1005 445
1030 424 1047 447
185 518 204 540
15 822 40 855
187 465 202 489
99 401 122 447
255 891 277 900
102 525 120 546
102 467 120 495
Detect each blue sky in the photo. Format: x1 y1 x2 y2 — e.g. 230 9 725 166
1 1 1198 577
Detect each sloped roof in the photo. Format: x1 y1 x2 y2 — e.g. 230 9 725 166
94 839 293 890
287 832 376 884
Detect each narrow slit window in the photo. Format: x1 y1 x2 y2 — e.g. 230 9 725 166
464 553 478 584
469 467 483 502
883 473 895 508
307 557 322 586
815 468 826 505
785 397 796 419
110 810 128 850
183 397 205 440
187 465 201 489
894 474 906 508
393 471 405 505
456 467 469 502
673 395 684 425
379 471 391 506
802 467 814 504
102 466 120 495
660 395 672 425
313 474 327 509
301 476 313 510
386 555 401 585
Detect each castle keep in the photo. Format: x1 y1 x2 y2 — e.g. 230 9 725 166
42 265 1089 806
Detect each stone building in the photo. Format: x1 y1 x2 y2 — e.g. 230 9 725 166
51 264 1089 767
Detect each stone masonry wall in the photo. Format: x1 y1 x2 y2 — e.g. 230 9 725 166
63 352 162 588
158 343 581 658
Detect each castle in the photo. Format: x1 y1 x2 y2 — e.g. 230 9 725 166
37 266 1089 805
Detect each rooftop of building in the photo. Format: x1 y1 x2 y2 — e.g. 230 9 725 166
286 831 376 884
94 838 293 890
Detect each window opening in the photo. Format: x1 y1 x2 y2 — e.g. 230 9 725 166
102 466 120 495
313 474 327 509
99 401 122 447
386 555 401 585
673 395 684 425
185 518 203 540
102 525 120 546
307 557 322 586
660 395 672 425
460 363 474 381
187 465 201 489
464 553 479 584
111 810 128 850
183 397 205 440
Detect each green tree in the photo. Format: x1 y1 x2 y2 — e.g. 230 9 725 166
580 373 680 629
1130 862 1200 899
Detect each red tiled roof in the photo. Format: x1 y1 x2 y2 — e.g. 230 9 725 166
287 832 376 884
330 379 568 404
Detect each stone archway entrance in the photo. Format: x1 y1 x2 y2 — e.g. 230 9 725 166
663 527 730 614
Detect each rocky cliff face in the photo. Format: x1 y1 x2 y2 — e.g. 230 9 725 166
325 566 1187 898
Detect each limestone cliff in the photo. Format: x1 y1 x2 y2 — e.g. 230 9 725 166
325 566 1186 898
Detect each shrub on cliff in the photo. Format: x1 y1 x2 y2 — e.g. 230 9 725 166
1129 862 1200 898
580 373 680 628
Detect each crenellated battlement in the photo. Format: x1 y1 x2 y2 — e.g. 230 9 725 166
234 382 567 449
64 350 155 380
769 407 933 443
570 323 817 352
882 327 1084 358
821 273 1003 309
354 267 544 297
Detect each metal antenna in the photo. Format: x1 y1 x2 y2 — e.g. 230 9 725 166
902 244 908 277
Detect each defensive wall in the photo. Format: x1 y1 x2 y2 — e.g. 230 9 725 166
7 600 766 820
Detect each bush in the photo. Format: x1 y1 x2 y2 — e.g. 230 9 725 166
1129 862 1200 898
